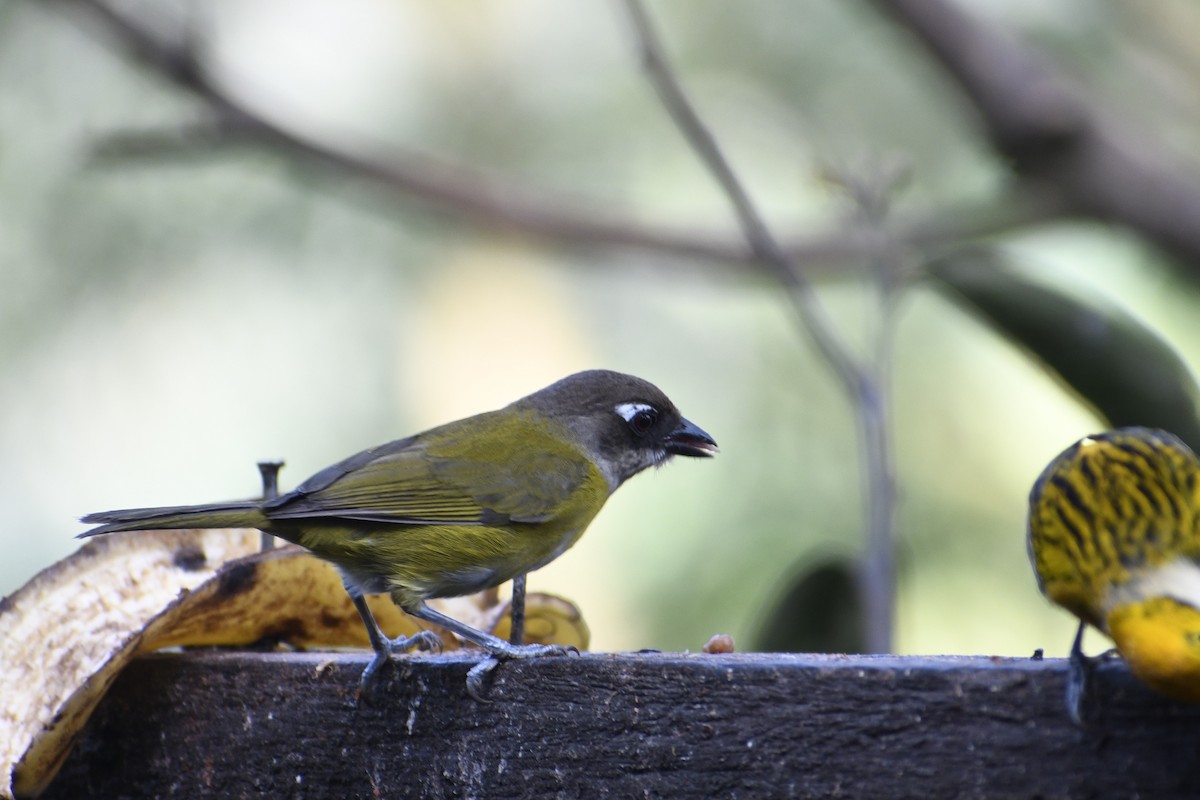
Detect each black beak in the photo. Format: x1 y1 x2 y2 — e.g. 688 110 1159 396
664 417 718 458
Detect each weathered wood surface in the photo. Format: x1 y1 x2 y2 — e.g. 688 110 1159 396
43 651 1200 799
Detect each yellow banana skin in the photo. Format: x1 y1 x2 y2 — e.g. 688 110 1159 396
1028 427 1200 702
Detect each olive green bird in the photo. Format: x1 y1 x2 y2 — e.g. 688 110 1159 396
81 370 717 695
1028 427 1200 716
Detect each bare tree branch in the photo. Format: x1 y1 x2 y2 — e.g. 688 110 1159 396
621 0 898 653
620 0 862 387
869 0 1200 273
63 0 1200 275
57 0 1063 276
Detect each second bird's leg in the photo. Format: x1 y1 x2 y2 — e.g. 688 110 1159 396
404 598 576 700
509 573 527 646
1065 620 1093 726
349 592 442 699
472 573 527 701
256 460 284 552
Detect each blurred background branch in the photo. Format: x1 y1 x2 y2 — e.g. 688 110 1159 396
870 0 1200 274
63 0 1200 277
59 0 1068 275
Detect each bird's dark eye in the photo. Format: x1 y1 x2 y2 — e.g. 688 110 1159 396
631 409 656 434
616 402 659 436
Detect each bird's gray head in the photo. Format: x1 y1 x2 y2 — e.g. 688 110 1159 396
515 369 718 490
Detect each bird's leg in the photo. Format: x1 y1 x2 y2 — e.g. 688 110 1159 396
1065 620 1095 727
256 460 284 551
404 598 576 700
405 599 573 658
464 574 529 702
509 573 527 646
349 592 442 700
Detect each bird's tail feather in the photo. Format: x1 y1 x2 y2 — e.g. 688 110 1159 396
79 502 268 537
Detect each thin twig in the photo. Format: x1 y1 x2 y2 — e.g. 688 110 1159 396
837 165 908 656
622 0 863 393
621 0 897 652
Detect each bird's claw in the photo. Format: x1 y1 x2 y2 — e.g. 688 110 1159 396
1066 647 1096 728
464 643 578 701
411 629 443 654
356 630 445 703
466 658 501 702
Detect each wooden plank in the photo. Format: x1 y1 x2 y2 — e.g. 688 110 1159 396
42 651 1200 799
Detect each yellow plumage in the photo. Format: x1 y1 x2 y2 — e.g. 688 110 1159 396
1028 427 1200 702
265 408 610 608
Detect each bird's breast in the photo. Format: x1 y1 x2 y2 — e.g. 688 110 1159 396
1105 591 1200 702
1101 557 1200 624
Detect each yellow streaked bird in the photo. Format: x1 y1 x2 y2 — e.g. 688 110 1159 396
80 370 717 697
1028 427 1200 712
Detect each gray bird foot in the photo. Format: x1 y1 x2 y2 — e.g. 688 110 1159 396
357 630 443 702
1065 648 1094 727
1065 624 1107 728
465 643 578 701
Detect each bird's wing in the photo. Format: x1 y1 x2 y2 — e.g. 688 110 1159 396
263 413 592 526
426 443 592 524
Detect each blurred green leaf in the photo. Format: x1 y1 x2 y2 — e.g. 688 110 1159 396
930 248 1200 451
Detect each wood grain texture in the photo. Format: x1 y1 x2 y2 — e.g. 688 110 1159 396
41 651 1200 799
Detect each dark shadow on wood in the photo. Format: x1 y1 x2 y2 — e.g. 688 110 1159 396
44 651 1200 799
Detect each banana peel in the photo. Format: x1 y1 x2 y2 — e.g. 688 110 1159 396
0 530 588 799
483 591 590 652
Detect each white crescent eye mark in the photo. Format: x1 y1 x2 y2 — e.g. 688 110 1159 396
615 402 655 423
